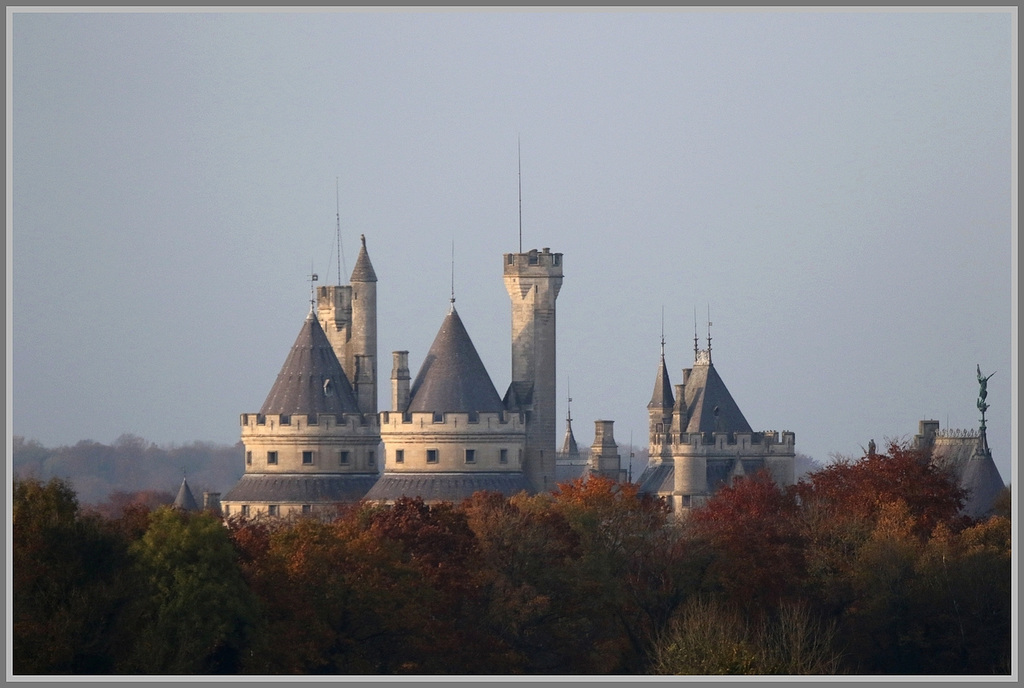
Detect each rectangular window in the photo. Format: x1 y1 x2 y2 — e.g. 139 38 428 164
268 504 279 517
529 253 539 265
223 505 230 516
242 505 250 518
339 450 350 465
507 254 514 265
302 505 311 515
465 449 476 464
433 412 444 423
553 254 561 266
426 449 439 464
367 450 376 467
500 448 508 464
267 451 278 465
246 451 252 466
302 450 314 465
395 449 404 464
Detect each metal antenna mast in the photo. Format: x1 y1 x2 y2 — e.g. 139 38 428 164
518 136 522 253
336 177 347 284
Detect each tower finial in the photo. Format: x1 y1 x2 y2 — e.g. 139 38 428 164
706 303 712 364
693 306 699 361
566 376 572 423
450 239 456 311
660 305 666 357
309 262 319 314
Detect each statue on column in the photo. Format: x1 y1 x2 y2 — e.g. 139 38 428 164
977 364 994 427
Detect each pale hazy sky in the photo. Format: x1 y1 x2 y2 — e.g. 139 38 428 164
9 9 1016 486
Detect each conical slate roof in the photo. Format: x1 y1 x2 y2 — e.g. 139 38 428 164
260 311 360 415
682 362 752 434
350 234 377 282
648 352 675 410
407 307 504 414
561 417 579 456
932 430 1005 520
174 477 199 511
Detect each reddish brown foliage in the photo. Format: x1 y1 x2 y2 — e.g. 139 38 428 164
689 471 805 611
793 442 967 540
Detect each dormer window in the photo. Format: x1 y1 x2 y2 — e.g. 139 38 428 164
323 379 334 396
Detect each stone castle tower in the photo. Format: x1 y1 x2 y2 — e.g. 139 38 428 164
638 331 795 513
316 234 378 416
502 247 563 493
221 238 381 518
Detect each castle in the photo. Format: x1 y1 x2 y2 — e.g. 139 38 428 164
222 238 796 517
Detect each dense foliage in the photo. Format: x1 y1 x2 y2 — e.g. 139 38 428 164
13 442 1011 675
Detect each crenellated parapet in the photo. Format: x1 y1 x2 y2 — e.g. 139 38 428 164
672 430 796 453
241 412 380 434
380 409 525 432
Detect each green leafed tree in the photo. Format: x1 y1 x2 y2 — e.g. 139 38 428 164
122 507 259 673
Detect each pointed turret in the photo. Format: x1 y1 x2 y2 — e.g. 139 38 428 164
173 477 199 511
680 360 752 435
407 307 504 414
560 394 579 457
350 233 377 283
959 427 1006 519
261 311 360 416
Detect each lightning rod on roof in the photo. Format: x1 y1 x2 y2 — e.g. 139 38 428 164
450 239 456 311
309 261 319 313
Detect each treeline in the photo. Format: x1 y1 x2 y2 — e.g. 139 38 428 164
13 435 244 505
13 442 1010 675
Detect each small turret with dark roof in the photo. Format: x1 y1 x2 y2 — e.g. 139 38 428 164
173 477 199 511
350 234 377 283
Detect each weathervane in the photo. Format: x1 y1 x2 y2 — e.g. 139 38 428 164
309 264 319 313
977 364 995 431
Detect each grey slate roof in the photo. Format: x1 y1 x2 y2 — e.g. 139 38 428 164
174 477 199 511
350 235 377 282
222 473 380 504
932 432 1005 520
560 417 579 456
636 462 674 494
260 312 360 416
649 353 675 410
363 471 531 502
682 363 752 434
407 307 505 414
503 380 534 412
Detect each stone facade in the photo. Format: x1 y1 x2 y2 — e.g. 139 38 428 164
366 306 530 502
